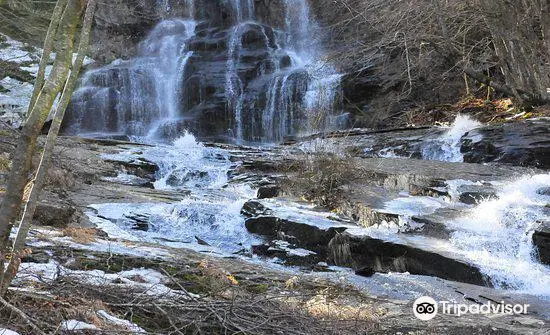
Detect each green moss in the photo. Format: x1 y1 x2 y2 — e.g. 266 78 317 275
0 156 11 172
246 283 269 294
180 273 211 294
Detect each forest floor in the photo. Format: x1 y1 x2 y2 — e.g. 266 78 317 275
385 97 550 129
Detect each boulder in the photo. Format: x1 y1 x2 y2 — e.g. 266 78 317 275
257 185 280 199
457 184 498 205
533 220 550 265
34 199 78 227
241 200 271 217
328 231 489 286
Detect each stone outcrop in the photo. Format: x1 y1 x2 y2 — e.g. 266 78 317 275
462 118 550 169
242 199 490 286
533 220 550 265
328 231 488 286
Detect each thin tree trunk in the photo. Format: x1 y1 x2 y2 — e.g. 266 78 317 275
0 0 97 294
0 0 82 261
26 0 68 118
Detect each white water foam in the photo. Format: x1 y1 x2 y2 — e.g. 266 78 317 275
447 174 550 296
95 133 260 253
422 115 482 162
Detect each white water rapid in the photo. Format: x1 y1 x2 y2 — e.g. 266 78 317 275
422 115 482 162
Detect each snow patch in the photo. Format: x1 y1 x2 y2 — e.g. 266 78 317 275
61 320 98 331
97 310 146 333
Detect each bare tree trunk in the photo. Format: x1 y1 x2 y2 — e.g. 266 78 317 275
0 0 97 294
26 0 69 118
0 0 82 262
480 0 550 106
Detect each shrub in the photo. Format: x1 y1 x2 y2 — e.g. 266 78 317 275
282 148 360 210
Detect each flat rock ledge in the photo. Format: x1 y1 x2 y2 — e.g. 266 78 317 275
241 200 489 286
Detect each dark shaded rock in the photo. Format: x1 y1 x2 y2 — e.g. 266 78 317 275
105 158 159 181
533 220 550 265
257 185 280 199
355 267 376 277
410 208 460 239
21 250 51 264
457 184 497 205
34 200 77 227
241 200 271 217
537 187 550 196
195 236 210 246
166 168 209 187
328 232 489 286
245 216 347 249
461 118 550 169
124 213 150 231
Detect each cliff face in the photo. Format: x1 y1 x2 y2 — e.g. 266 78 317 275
90 0 287 64
63 0 346 142
0 0 476 131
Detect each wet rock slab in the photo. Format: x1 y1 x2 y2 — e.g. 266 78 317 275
242 199 353 251
329 230 488 286
456 184 498 205
461 118 550 169
242 199 489 286
533 220 550 265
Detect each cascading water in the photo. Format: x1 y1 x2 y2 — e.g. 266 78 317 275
95 132 260 252
421 115 482 162
65 18 197 140
447 174 550 295
65 0 344 143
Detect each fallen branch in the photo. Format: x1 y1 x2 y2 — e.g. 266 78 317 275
0 296 46 335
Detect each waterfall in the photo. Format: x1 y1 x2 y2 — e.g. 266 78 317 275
66 19 197 140
227 0 255 22
225 24 247 142
65 0 345 143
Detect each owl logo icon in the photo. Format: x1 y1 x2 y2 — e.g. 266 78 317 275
413 296 438 320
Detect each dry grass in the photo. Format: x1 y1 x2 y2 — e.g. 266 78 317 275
0 153 11 172
45 167 75 190
62 228 97 244
282 151 360 210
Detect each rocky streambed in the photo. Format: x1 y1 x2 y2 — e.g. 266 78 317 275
2 117 550 333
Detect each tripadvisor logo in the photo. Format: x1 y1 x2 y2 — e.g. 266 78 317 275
413 296 438 321
412 296 529 321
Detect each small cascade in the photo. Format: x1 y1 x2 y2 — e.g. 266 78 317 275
96 132 259 253
447 174 550 295
228 0 255 22
225 24 247 142
422 115 482 162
